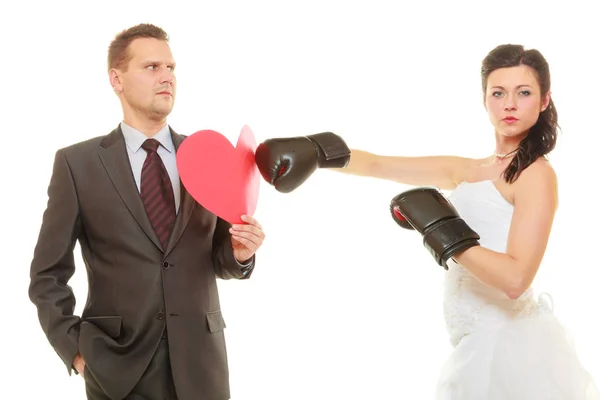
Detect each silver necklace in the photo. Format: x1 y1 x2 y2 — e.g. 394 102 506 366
493 148 518 159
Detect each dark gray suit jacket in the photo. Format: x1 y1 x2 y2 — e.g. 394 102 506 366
28 125 255 400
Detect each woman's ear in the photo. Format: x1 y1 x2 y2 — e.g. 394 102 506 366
541 91 551 112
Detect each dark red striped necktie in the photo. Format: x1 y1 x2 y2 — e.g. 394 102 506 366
140 139 176 250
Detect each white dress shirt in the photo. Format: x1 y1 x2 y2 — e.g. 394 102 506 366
120 121 181 212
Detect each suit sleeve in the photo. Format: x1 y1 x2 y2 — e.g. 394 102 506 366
212 217 255 280
28 149 83 375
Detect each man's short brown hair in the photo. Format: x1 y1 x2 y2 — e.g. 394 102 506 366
107 23 169 72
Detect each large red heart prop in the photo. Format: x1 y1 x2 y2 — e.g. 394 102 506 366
176 125 260 224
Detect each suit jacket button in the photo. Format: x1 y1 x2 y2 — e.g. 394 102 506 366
157 311 165 320
162 261 169 269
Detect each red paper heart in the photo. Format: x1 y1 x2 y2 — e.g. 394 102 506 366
176 125 260 224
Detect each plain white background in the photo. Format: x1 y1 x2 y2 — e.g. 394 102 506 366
2 1 599 398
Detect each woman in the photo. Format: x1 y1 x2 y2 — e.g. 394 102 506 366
255 44 599 398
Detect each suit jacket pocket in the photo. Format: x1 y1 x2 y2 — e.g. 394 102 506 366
206 310 226 333
83 315 123 338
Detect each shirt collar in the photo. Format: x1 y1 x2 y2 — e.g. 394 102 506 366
120 121 174 154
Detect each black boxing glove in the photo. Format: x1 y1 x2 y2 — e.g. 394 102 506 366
254 132 351 193
390 187 480 269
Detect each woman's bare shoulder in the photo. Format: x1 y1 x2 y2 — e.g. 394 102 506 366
514 157 558 205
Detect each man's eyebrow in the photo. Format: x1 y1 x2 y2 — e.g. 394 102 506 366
140 60 176 66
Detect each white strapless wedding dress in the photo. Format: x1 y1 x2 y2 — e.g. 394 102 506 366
436 180 599 399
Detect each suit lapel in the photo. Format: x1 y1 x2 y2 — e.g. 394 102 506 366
98 126 163 251
164 129 195 256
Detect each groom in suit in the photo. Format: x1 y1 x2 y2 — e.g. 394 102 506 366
28 23 265 400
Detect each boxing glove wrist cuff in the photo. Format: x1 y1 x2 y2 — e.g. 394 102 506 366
422 218 480 269
306 132 351 168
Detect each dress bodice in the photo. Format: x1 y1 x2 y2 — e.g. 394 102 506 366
443 180 551 346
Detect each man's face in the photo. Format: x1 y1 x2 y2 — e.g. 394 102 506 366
111 38 176 120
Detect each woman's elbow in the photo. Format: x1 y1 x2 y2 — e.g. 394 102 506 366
504 273 535 300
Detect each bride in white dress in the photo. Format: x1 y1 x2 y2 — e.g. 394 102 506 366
339 44 600 398
254 43 600 398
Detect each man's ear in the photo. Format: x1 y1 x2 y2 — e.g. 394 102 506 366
109 68 123 94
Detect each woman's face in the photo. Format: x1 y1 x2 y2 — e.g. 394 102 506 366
484 65 550 140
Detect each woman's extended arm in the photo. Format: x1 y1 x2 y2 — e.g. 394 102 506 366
333 149 474 190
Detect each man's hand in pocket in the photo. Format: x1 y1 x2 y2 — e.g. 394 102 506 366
73 352 86 377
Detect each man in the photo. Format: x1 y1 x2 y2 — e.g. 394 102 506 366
28 23 265 400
